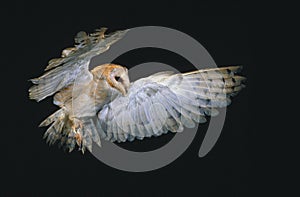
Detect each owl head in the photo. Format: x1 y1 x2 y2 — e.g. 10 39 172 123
93 64 130 96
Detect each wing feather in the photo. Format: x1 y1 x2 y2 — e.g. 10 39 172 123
96 66 245 143
29 28 129 102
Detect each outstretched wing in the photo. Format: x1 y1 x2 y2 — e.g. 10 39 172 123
29 28 129 102
96 66 246 143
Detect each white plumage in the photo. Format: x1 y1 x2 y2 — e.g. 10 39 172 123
29 28 246 153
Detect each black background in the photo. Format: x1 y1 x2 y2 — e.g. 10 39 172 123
1 1 276 196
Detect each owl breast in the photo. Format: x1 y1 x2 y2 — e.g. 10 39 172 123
73 78 116 118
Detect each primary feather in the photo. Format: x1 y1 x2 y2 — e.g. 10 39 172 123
29 28 129 102
29 27 245 153
96 66 246 143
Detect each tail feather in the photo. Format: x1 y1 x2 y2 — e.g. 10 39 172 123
40 109 102 153
78 118 102 153
40 108 76 151
39 108 65 127
41 109 67 145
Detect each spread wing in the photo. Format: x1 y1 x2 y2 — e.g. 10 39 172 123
29 28 129 102
96 66 246 143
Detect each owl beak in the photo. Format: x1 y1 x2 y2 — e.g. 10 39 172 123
122 76 130 96
123 86 129 96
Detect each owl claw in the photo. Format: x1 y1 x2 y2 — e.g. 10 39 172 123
74 132 82 146
70 118 83 146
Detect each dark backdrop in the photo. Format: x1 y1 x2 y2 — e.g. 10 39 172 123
2 1 269 196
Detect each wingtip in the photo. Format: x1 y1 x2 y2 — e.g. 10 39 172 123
29 78 39 84
222 65 243 73
28 87 41 102
228 65 243 70
44 65 52 71
39 121 46 127
236 65 243 71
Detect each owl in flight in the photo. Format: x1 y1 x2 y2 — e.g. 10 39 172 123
29 28 246 153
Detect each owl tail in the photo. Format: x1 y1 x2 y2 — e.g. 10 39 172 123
39 108 102 153
38 108 74 152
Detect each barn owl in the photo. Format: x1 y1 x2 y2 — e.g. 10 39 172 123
29 28 246 153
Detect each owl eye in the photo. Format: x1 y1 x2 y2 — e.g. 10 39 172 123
115 76 121 81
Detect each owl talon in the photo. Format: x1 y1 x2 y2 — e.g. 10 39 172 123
70 118 83 146
74 132 82 146
71 118 83 130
